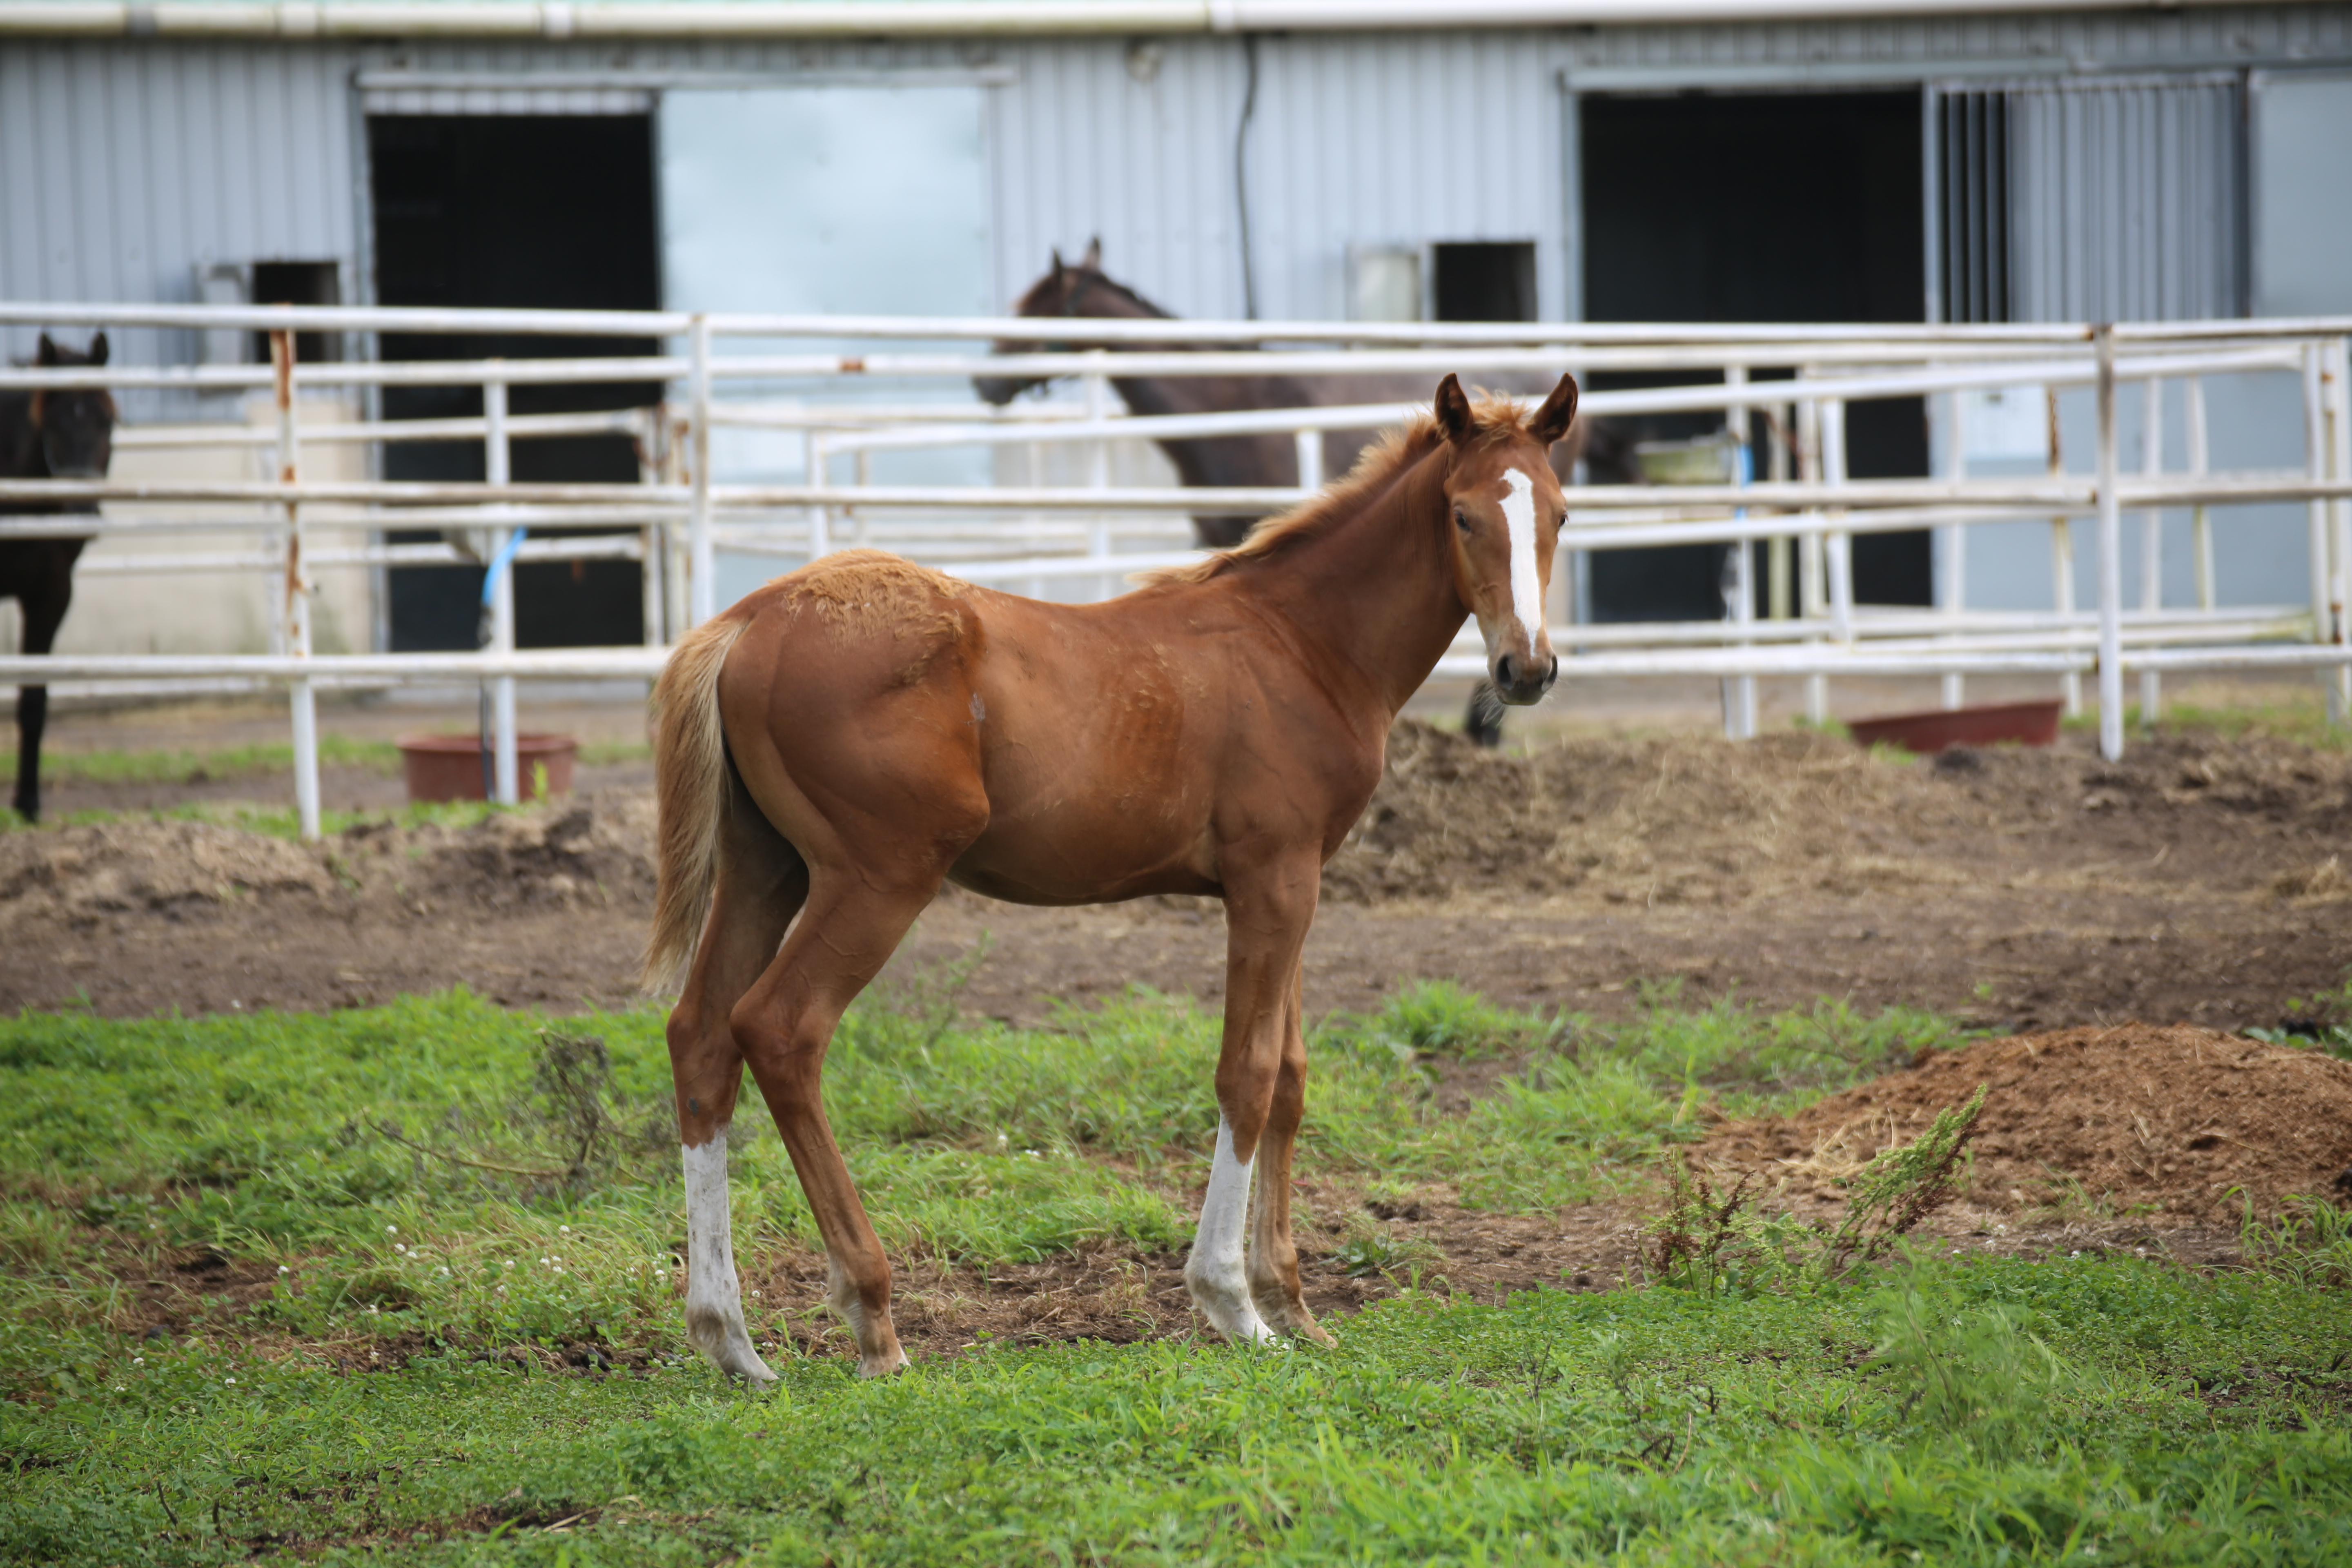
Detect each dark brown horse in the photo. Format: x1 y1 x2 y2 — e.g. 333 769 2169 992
973 241 1634 547
974 243 1631 744
2 333 113 821
647 373 1575 1380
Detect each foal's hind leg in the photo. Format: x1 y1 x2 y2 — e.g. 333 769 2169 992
666 773 808 1385
730 866 947 1378
1247 962 1335 1345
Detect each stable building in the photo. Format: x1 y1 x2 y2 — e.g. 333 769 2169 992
5 0 2351 653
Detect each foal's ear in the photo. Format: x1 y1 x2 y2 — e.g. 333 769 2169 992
88 332 108 367
1049 247 1067 278
1081 236 1103 271
1528 372 1579 447
1434 373 1473 443
35 333 59 367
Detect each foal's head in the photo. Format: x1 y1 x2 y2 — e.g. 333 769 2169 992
1432 372 1578 706
25 332 116 480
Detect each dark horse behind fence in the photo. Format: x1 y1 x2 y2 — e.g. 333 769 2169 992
974 241 1634 743
1 332 114 821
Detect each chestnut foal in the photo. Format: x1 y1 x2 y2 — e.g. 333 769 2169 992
645 373 1577 1380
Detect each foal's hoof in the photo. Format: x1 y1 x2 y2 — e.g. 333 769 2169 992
1186 1272 1281 1347
856 1345 911 1379
713 1344 779 1386
687 1314 777 1385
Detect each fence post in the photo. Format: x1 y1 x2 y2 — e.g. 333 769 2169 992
2139 376 2165 729
484 371 519 806
2049 385 2081 717
1084 351 1112 601
273 328 321 842
2095 324 2125 764
2303 341 2335 724
2328 337 2352 722
638 404 665 648
1294 427 1323 493
1722 365 1756 741
2188 375 2214 614
1940 384 1969 711
1767 399 1793 621
1822 396 1853 716
1796 383 1829 725
807 430 832 558
688 314 715 627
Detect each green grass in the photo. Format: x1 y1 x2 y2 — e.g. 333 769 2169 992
3 1259 2346 1565
13 735 405 787
1 796 532 840
11 735 651 791
2 982 2346 1564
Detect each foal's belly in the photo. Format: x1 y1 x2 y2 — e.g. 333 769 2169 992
945 808 1221 906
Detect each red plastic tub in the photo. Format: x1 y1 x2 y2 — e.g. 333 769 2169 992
1844 699 2064 755
398 733 578 803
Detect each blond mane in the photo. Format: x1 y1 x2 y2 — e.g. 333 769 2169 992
1140 394 1537 587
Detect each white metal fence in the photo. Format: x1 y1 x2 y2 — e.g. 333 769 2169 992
4 300 2350 839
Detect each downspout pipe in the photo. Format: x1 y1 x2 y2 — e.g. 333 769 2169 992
0 0 2307 40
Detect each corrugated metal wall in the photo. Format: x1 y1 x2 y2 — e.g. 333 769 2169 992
0 40 356 408
6 3 2352 370
2006 76 2244 322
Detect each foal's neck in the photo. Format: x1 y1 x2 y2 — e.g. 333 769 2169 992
1240 453 1465 726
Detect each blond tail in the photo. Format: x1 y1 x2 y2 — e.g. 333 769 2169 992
640 612 754 993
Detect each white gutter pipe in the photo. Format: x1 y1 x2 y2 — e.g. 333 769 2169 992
0 0 2303 39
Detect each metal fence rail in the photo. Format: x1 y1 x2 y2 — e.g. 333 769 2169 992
4 299 2349 838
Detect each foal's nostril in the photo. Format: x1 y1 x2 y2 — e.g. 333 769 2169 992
1544 655 1560 686
1494 653 1519 690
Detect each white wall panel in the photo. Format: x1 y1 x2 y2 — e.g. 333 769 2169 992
2252 69 2352 317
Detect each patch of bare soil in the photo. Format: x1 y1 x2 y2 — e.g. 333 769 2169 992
727 1185 1650 1369
1693 1023 2352 1224
5 721 2352 1033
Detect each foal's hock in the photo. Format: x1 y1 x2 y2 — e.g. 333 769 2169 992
647 372 1578 1381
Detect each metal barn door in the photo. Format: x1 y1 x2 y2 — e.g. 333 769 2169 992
1934 74 2243 325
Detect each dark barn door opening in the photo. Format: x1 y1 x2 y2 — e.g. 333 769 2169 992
368 115 662 651
1580 90 1930 622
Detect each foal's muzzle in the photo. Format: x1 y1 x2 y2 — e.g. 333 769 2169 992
1491 650 1559 706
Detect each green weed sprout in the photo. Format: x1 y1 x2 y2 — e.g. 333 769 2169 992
1648 1084 1988 1294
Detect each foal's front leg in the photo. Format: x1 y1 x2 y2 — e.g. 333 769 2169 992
1246 964 1334 1345
1186 856 1319 1345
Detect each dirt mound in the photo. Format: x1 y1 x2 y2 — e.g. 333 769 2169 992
1323 720 2352 907
1695 1024 2352 1222
0 795 658 931
0 818 335 929
340 796 658 912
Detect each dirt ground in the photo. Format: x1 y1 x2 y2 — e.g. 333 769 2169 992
7 687 2352 1036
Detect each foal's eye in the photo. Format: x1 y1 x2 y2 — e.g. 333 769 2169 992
1453 508 1470 535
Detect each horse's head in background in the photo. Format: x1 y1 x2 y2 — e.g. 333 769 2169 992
1436 372 1577 706
973 239 1164 406
24 332 116 480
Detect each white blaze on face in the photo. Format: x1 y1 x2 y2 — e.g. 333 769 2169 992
1499 467 1544 659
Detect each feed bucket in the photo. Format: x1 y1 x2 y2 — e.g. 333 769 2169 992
398 734 578 803
1844 700 2065 755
